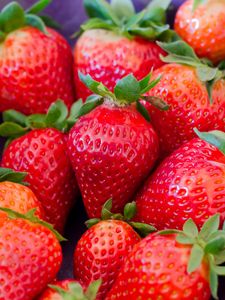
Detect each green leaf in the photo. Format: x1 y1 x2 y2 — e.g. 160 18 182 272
176 233 195 245
26 0 51 14
85 218 101 228
193 0 207 11
187 244 204 273
0 31 6 41
81 18 116 32
25 14 47 34
143 96 169 111
3 110 27 127
128 24 169 40
0 2 25 33
111 0 135 20
136 101 150 122
218 60 225 71
124 202 137 220
0 167 27 185
26 114 47 129
39 15 61 29
85 279 102 300
46 100 68 127
84 0 120 25
78 98 103 118
147 0 171 10
129 222 156 237
158 229 183 235
215 251 225 265
141 75 161 94
205 236 225 254
183 218 199 237
196 66 219 82
0 122 28 137
124 9 146 29
209 267 219 300
142 7 167 24
211 265 225 276
199 214 220 240
114 74 141 103
139 73 151 91
194 129 225 156
101 198 113 220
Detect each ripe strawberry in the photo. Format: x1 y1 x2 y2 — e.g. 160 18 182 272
0 207 63 300
73 0 170 100
38 279 101 300
174 0 225 64
144 40 225 156
0 1 75 115
106 215 225 299
0 167 44 219
135 129 225 231
73 200 155 300
67 72 165 218
0 100 79 232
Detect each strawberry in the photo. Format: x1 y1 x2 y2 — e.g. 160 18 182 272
73 0 170 100
144 40 225 156
73 200 155 300
0 207 64 300
106 215 225 300
174 0 225 64
0 167 44 219
38 279 101 300
135 129 225 231
0 100 79 232
0 0 75 115
67 72 166 218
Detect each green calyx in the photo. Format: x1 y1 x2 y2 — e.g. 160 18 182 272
49 280 102 300
79 72 169 122
194 128 225 156
159 214 225 299
0 0 60 42
0 167 28 185
86 199 156 237
158 40 225 103
0 207 66 242
192 0 207 11
73 0 171 40
0 99 82 145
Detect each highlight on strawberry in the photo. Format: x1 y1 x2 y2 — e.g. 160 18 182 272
73 0 172 100
106 214 225 299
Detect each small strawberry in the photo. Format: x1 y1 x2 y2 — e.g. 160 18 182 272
0 167 44 219
135 129 225 230
67 72 166 218
74 200 155 300
106 215 225 300
73 0 170 100
174 0 225 64
0 0 75 114
144 40 225 156
38 279 101 300
0 207 64 300
0 100 80 232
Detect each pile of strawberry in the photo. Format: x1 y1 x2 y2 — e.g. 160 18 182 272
0 0 225 299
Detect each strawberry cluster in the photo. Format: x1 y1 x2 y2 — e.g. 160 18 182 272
0 0 225 299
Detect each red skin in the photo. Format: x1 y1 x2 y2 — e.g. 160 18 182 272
0 27 75 114
106 234 210 300
0 181 44 219
0 215 62 300
135 137 225 230
38 279 79 300
74 220 141 300
175 0 225 64
144 64 225 156
74 29 165 100
1 128 78 232
67 103 159 218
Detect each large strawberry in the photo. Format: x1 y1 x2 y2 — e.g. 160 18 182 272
0 167 44 218
0 0 75 114
38 279 101 300
106 215 225 299
135 129 225 231
73 0 171 100
0 207 64 300
74 200 155 300
144 40 225 156
174 0 225 64
0 100 79 232
67 72 167 218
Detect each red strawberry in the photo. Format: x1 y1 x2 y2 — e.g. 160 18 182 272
67 73 163 218
0 208 63 300
73 0 169 100
73 200 154 300
0 1 75 115
174 0 225 64
38 279 101 300
144 40 225 156
0 167 44 219
135 129 225 230
0 101 79 232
